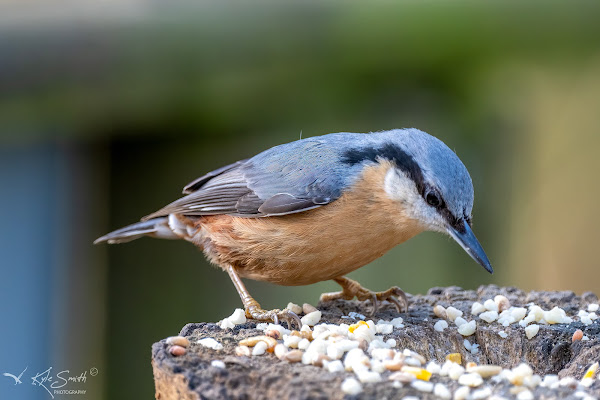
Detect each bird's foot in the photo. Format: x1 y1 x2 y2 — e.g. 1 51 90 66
245 303 302 329
225 264 302 328
320 276 408 315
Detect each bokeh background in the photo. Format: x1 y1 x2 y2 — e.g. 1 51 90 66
1 1 600 399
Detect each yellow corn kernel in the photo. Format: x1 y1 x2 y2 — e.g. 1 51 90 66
401 366 432 381
583 362 598 379
446 353 462 364
348 320 368 333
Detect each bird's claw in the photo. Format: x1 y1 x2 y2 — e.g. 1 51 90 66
245 306 302 329
320 277 408 315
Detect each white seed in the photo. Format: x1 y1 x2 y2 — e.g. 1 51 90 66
448 363 466 380
286 302 303 315
467 365 502 378
470 343 479 355
219 318 235 329
344 348 370 372
511 307 527 321
479 311 499 323
211 360 225 369
386 338 397 347
517 390 534 400
302 303 318 314
411 380 434 392
434 320 449 332
525 324 540 339
528 305 544 322
459 373 484 387
228 308 247 325
376 323 393 334
198 338 223 350
434 383 452 399
166 336 190 348
498 330 508 338
483 299 498 312
454 385 470 400
300 310 322 326
403 349 426 364
297 338 310 350
434 305 448 319
356 370 382 383
559 376 578 388
335 339 359 352
300 324 313 333
326 359 344 373
371 348 394 361
544 307 572 324
327 345 345 360
510 363 534 385
283 335 302 348
471 302 486 315
588 303 599 312
388 371 416 383
494 295 511 312
523 375 541 388
341 377 362 395
252 341 267 356
540 374 559 387
458 320 476 336
235 345 251 356
266 323 289 336
426 361 441 374
455 317 468 327
472 387 492 400
446 306 463 322
389 317 404 327
580 377 594 387
274 344 288 359
463 339 472 351
384 359 404 371
284 350 303 363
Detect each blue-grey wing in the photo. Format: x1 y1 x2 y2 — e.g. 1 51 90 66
142 137 358 220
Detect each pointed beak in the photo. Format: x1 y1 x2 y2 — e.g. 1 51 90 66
447 220 493 274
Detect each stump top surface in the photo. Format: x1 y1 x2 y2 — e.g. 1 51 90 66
152 285 600 400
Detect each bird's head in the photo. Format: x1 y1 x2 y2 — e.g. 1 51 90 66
345 129 493 274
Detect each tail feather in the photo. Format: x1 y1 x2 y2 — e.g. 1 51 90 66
94 217 178 244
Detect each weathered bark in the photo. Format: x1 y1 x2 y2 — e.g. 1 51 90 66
152 285 600 399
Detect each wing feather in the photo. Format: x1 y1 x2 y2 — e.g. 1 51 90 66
143 136 358 220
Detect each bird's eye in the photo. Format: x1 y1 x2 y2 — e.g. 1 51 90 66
425 190 442 208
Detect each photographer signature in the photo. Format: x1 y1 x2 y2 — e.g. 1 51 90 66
2 366 97 399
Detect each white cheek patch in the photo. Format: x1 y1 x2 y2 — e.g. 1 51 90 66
384 167 447 233
384 168 419 204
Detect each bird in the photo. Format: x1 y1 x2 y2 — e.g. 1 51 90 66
95 128 492 326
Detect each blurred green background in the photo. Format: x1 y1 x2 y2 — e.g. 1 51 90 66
1 1 600 399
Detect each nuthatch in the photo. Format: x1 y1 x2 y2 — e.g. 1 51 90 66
95 129 492 326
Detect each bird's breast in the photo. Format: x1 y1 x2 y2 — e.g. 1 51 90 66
184 160 426 285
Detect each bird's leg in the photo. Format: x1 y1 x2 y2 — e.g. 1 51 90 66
320 276 408 315
225 265 301 328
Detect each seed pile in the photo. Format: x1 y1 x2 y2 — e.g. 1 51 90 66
167 295 600 399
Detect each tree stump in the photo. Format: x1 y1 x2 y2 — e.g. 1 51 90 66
152 285 600 399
